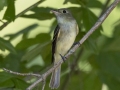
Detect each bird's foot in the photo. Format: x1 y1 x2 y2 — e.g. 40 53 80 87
59 54 66 62
73 42 80 46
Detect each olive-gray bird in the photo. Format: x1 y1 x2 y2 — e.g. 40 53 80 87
49 8 79 89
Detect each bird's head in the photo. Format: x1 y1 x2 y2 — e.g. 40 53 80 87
51 8 75 25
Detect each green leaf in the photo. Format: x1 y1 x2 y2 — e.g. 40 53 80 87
12 78 29 89
3 0 15 21
82 71 102 90
41 43 51 61
64 0 86 6
0 79 14 89
89 51 120 90
0 55 4 66
83 37 98 53
69 75 82 90
97 52 120 77
66 70 102 90
113 21 120 37
22 42 50 61
100 25 120 52
64 0 103 8
0 38 16 54
31 7 53 13
5 24 38 41
82 7 103 31
3 53 23 71
100 72 120 90
87 0 103 8
43 52 51 65
0 72 13 83
0 0 7 11
105 37 120 51
102 21 120 51
117 2 120 9
16 33 51 50
21 7 53 20
82 7 102 39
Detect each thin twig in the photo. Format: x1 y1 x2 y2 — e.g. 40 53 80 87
26 0 120 90
3 68 41 77
0 0 45 30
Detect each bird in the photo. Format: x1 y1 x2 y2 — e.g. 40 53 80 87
49 8 79 89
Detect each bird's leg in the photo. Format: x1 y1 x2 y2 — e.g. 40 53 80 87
59 54 66 62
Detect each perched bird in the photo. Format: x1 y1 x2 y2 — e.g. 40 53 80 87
49 8 79 89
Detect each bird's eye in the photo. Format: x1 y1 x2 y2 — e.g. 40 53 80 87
63 10 66 13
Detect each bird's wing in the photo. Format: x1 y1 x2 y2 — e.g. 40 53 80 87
52 25 60 63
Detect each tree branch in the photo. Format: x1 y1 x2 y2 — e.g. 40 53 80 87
3 68 41 77
26 0 120 90
0 0 45 30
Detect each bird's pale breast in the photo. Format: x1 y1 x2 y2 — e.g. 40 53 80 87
56 28 76 56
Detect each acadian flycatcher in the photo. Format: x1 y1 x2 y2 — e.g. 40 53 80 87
49 8 79 89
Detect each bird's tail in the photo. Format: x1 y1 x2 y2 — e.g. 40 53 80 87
49 65 61 89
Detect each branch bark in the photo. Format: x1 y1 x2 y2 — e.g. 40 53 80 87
26 0 120 90
3 68 41 77
0 0 45 30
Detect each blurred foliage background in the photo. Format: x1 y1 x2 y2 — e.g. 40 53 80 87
0 0 120 90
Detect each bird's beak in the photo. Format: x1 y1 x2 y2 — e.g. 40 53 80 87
50 10 59 15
